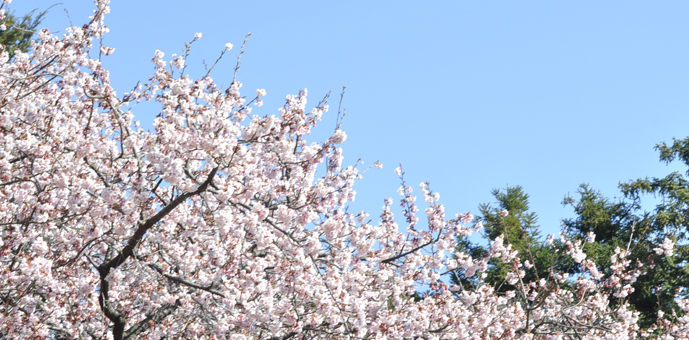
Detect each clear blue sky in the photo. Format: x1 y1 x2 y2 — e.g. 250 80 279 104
14 1 689 238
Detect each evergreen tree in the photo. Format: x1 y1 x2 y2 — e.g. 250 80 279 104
0 7 48 59
563 137 689 328
452 186 558 291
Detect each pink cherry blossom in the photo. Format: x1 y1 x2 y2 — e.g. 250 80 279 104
654 237 674 257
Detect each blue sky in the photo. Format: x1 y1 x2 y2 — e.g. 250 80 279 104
14 1 689 238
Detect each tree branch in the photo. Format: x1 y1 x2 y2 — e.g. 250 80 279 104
122 301 180 340
99 167 218 271
96 167 218 340
147 263 225 297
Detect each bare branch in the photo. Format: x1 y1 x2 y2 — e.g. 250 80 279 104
147 263 225 297
122 302 180 340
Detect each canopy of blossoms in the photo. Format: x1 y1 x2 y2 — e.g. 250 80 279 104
0 1 687 339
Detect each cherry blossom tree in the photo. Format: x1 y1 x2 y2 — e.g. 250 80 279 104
0 1 683 339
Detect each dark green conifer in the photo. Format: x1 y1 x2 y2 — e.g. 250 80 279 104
562 137 689 328
452 186 558 292
0 7 48 59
